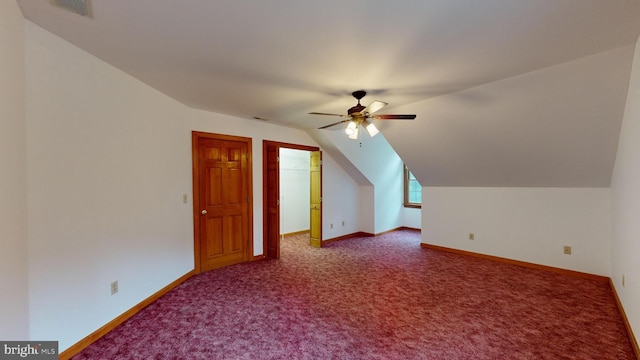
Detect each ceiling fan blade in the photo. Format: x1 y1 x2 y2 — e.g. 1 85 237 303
371 114 416 120
365 100 388 115
318 119 351 129
309 112 346 117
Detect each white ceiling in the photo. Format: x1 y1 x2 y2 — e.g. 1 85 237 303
17 0 640 187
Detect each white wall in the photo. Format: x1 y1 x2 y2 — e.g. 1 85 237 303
358 186 375 234
403 207 421 229
322 153 360 239
422 187 612 276
374 152 404 233
0 0 29 340
279 148 310 234
611 36 640 341
25 22 194 350
324 131 405 234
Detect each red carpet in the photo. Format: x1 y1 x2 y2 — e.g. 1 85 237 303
73 230 634 359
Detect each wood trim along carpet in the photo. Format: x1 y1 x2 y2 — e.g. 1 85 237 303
397 226 421 232
376 226 421 236
281 230 310 237
252 254 266 261
322 231 374 245
609 278 640 359
321 228 420 246
59 270 195 360
420 243 608 283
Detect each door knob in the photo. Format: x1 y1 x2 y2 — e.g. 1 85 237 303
201 210 207 215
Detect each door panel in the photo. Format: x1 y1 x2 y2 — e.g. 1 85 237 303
264 142 280 259
207 168 223 205
205 217 224 256
193 133 252 272
309 151 322 247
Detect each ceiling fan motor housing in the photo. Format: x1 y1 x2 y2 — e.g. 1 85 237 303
348 90 367 115
348 105 366 115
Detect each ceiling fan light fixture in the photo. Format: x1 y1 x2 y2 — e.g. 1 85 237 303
345 121 357 136
348 126 359 140
365 121 379 137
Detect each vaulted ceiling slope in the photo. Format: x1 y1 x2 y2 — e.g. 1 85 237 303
18 0 640 187
384 45 635 187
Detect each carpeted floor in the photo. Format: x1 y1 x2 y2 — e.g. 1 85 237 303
72 230 635 359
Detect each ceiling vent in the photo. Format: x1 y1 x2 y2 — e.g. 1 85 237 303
51 0 92 17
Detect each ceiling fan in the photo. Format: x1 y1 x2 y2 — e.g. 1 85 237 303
310 90 416 139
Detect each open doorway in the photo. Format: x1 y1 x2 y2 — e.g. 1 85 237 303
279 148 311 237
263 141 321 259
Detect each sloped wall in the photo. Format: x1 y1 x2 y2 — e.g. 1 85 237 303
0 0 29 340
611 36 640 344
384 46 634 188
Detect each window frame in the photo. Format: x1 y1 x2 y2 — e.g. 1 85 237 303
403 164 421 208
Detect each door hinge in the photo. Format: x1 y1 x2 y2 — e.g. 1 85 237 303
277 199 280 206
277 156 280 162
320 197 322 203
246 153 249 160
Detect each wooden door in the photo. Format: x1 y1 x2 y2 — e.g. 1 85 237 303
193 132 252 272
309 151 322 247
264 142 280 259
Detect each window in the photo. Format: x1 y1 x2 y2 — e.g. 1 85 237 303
404 164 421 208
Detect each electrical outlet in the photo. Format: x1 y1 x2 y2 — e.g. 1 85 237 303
622 275 625 287
183 194 188 204
342 221 345 226
563 246 572 255
330 223 333 229
111 280 118 295
469 233 474 240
